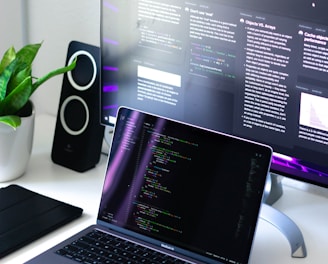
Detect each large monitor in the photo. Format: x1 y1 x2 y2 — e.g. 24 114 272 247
100 0 328 191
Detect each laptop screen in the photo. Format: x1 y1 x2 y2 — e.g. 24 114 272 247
98 107 272 264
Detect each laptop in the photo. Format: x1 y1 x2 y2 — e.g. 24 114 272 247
26 106 272 264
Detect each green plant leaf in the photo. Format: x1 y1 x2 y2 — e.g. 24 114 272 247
0 59 17 101
0 43 41 99
7 65 32 95
31 56 77 94
14 43 41 74
0 115 21 129
0 46 16 75
0 76 32 115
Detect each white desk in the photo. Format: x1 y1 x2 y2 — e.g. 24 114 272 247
1 114 328 264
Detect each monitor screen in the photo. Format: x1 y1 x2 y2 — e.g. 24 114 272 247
100 0 328 188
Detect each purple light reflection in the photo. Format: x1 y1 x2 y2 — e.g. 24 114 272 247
103 66 118 71
115 117 166 224
104 114 166 225
102 104 117 110
103 111 141 192
272 153 328 178
103 38 118 45
103 85 118 92
103 1 118 12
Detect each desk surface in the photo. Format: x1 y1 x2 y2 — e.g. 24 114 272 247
1 114 328 264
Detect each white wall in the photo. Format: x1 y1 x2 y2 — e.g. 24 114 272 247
0 0 24 56
26 0 101 116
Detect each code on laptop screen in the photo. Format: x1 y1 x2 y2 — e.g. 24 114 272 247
98 107 272 264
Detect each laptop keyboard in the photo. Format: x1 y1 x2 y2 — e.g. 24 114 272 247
55 229 190 264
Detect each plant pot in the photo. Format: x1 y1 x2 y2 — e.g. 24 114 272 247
0 101 35 182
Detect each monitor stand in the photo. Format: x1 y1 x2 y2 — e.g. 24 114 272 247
104 126 114 145
260 173 307 258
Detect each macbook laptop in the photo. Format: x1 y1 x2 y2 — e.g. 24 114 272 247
26 106 272 264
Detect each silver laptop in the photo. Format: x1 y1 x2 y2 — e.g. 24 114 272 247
26 106 272 264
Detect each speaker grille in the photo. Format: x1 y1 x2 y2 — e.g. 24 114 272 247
67 50 97 91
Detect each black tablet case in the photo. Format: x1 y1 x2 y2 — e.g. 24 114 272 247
0 184 83 258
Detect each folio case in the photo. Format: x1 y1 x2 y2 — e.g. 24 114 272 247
0 184 83 258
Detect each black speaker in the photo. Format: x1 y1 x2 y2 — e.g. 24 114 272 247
51 41 104 172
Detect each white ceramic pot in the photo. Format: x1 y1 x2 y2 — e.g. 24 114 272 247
0 101 35 182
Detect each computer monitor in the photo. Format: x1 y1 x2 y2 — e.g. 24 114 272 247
100 0 328 191
101 0 328 257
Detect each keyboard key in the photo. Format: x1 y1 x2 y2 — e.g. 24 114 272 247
55 229 190 264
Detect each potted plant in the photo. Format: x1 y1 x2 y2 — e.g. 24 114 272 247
0 42 76 182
